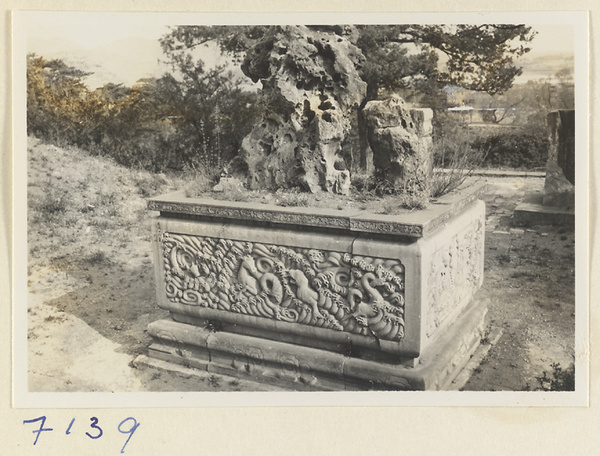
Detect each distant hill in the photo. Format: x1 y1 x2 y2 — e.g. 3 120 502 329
515 52 574 83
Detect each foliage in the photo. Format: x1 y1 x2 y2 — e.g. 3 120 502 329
273 188 310 207
181 163 216 198
27 24 544 198
348 163 432 211
161 24 535 105
159 25 267 63
470 128 548 169
355 24 534 103
36 192 69 217
421 25 534 94
431 113 488 195
27 54 96 146
86 250 111 266
431 151 487 199
158 24 536 199
521 71 575 128
442 67 574 129
355 26 441 103
433 112 548 170
535 362 575 391
26 52 261 175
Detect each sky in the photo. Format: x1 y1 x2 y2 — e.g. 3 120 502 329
27 12 171 49
21 12 577 89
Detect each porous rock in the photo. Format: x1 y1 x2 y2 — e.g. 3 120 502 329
362 96 433 188
235 26 367 194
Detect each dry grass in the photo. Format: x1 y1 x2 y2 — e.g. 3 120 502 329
27 136 190 266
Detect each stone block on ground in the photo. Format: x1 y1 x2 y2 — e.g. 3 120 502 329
512 110 576 226
513 202 574 227
543 110 575 208
143 183 487 390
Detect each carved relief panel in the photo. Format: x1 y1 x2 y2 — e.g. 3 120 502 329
425 217 484 337
159 231 406 342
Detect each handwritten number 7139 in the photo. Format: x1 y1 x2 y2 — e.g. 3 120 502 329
23 416 139 453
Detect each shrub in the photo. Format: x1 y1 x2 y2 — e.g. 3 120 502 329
430 113 489 197
37 192 68 216
86 250 111 265
27 54 261 175
133 172 170 198
535 362 575 391
275 188 310 207
182 163 219 198
433 112 548 171
471 128 548 169
430 141 487 198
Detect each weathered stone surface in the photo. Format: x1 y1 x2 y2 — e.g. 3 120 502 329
362 96 433 187
144 185 488 389
158 232 407 342
148 181 487 239
422 201 485 340
410 108 434 136
235 26 367 194
513 202 574 227
149 188 486 359
352 199 485 353
137 295 487 391
543 110 575 208
544 162 575 208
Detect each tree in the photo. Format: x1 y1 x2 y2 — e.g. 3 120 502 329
27 54 94 143
159 24 535 178
355 24 535 104
159 28 262 170
485 67 575 129
526 68 575 116
160 24 535 105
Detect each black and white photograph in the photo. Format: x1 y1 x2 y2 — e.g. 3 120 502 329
11 11 588 406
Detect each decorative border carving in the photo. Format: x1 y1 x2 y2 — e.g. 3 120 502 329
424 185 487 235
349 219 423 236
148 200 430 237
148 201 352 230
160 232 406 342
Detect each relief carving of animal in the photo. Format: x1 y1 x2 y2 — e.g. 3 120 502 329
237 255 259 295
287 269 323 317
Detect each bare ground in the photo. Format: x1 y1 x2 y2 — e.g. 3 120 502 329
25 137 575 392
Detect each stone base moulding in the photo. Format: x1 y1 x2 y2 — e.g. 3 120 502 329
144 182 487 390
141 297 488 391
513 202 575 227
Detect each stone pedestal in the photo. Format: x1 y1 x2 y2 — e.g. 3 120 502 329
514 110 575 226
142 183 487 390
543 110 575 208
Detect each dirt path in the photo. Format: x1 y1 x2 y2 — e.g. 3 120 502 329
463 177 575 391
25 139 575 392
